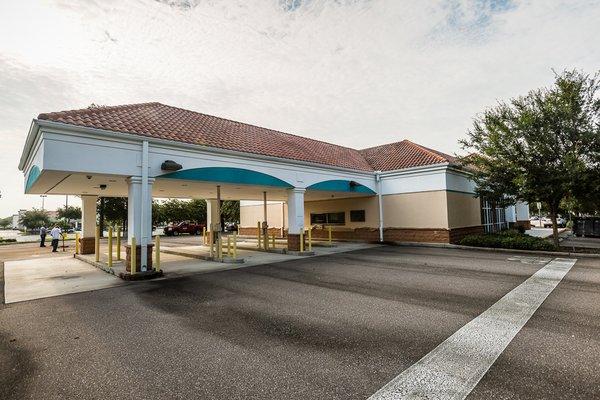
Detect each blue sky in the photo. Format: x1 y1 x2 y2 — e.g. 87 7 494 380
0 0 599 214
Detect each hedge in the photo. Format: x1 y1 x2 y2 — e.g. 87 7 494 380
459 230 556 251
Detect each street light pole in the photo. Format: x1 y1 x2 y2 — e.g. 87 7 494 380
40 195 47 210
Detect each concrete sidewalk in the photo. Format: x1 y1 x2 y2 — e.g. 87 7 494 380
3 255 124 304
3 242 379 304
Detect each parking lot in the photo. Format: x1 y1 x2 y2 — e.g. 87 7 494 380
1 245 599 399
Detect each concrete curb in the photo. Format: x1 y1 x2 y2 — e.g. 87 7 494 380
391 241 600 259
74 254 118 275
160 248 245 264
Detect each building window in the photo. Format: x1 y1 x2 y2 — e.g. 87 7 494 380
481 199 508 233
350 210 365 222
310 212 346 225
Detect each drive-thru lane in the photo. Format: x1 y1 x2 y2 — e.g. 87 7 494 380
0 246 595 399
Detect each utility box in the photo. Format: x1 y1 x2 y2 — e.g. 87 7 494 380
573 217 600 238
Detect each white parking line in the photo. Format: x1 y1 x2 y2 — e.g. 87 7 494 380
368 257 577 400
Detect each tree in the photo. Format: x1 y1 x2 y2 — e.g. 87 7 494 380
57 205 81 221
221 200 240 223
19 209 51 231
460 70 600 246
97 197 128 234
0 216 12 229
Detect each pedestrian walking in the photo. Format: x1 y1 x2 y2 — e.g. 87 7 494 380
40 226 47 247
50 225 62 252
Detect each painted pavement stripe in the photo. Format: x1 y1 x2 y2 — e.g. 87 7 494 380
368 257 577 400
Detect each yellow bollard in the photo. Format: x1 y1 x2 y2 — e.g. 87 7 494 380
95 225 100 262
107 227 113 268
203 226 207 245
233 232 237 259
271 234 275 249
130 236 137 275
328 226 332 245
257 222 261 249
227 235 232 257
308 228 312 251
116 227 121 261
300 231 304 252
155 235 161 272
75 232 80 254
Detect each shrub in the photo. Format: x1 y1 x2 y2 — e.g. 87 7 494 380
459 231 556 251
0 238 17 243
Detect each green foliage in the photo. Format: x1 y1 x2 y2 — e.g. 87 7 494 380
221 200 240 223
0 217 12 229
157 199 206 224
19 209 51 230
459 70 600 245
98 197 128 227
0 238 17 243
57 205 82 220
459 231 556 251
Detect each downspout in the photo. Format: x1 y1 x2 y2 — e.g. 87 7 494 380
141 140 149 271
375 170 384 242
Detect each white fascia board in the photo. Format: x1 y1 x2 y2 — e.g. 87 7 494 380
379 163 451 179
18 120 40 171
34 120 376 181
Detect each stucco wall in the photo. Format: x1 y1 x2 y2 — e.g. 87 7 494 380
240 202 287 228
382 191 449 229
446 191 481 229
303 196 379 229
239 191 456 230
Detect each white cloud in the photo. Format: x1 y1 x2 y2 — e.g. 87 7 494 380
0 0 599 215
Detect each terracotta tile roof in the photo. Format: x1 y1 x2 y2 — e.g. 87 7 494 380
359 140 455 171
37 102 454 172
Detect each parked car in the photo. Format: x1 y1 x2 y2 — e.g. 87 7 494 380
544 217 566 228
530 216 566 228
224 222 238 232
163 221 204 236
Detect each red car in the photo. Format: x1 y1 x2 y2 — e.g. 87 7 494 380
163 221 204 236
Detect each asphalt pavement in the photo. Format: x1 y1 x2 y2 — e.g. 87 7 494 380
1 246 598 399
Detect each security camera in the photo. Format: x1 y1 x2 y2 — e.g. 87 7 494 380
86 175 92 180
99 184 107 190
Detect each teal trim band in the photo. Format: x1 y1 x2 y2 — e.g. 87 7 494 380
307 180 376 194
159 167 293 188
25 165 41 192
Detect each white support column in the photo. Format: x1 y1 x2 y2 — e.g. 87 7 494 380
206 199 219 232
287 188 305 251
80 194 98 254
81 195 98 238
127 176 154 271
375 171 384 242
287 188 305 234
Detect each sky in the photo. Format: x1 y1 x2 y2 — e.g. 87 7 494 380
1 0 599 216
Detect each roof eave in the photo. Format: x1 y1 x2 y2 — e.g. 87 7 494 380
18 119 40 171
35 119 376 176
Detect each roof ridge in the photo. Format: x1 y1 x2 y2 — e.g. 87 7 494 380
403 140 451 162
38 102 160 120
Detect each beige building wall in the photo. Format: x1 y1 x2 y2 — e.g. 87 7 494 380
303 196 379 229
240 202 287 228
382 191 449 229
446 191 481 229
239 190 482 231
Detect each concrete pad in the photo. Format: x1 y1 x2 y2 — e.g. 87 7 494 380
4 255 123 304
